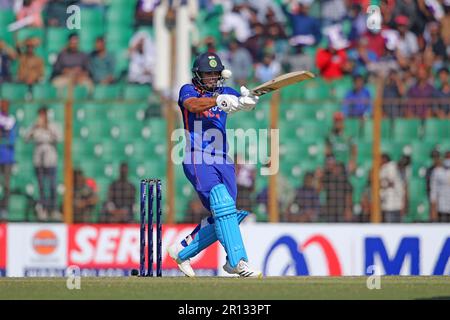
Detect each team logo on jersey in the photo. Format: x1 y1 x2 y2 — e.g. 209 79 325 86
209 59 218 67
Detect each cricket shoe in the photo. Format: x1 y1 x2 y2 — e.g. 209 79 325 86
223 260 263 278
167 241 195 277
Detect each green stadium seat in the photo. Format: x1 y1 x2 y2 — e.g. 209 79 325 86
123 84 151 100
280 85 302 101
32 83 58 101
294 120 328 142
46 103 65 122
94 140 127 160
17 28 45 43
407 199 429 222
350 176 368 203
112 50 129 77
363 119 392 141
303 80 332 101
284 103 317 121
77 101 109 115
423 119 450 143
111 121 144 141
79 30 104 52
57 85 90 101
344 119 361 137
355 139 373 165
93 84 122 101
0 28 14 46
381 141 407 160
0 83 29 101
46 28 71 53
80 7 104 27
0 10 15 27
76 122 112 139
78 159 107 178
72 139 96 161
392 119 421 142
409 140 436 165
146 118 167 141
8 193 31 222
106 6 135 25
13 102 41 127
332 77 353 100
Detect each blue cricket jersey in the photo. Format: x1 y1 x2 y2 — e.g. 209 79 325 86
177 84 239 159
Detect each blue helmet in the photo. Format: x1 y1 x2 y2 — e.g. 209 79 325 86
192 52 225 93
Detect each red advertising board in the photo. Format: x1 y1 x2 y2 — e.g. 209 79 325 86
68 224 218 270
0 224 5 271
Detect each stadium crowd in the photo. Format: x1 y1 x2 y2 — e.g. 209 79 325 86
0 0 449 223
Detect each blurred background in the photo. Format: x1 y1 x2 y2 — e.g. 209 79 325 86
0 0 449 226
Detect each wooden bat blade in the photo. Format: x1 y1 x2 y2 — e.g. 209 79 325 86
250 71 315 96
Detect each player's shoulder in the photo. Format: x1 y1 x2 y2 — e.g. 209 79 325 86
180 83 196 93
222 86 240 96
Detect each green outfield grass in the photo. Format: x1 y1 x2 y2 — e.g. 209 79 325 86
0 277 449 300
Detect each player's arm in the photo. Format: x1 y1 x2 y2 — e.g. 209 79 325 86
183 97 217 113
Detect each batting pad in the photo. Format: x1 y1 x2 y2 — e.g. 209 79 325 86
210 184 248 268
178 210 249 261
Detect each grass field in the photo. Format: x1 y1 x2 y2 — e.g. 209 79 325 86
0 276 449 300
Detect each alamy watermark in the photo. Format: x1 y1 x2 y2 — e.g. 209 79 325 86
171 121 279 176
366 5 382 33
366 265 382 290
66 265 81 290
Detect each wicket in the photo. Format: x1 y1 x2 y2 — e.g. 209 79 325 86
139 179 163 277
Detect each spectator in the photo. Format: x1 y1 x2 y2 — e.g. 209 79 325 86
0 40 16 83
220 4 252 43
342 74 372 118
362 29 386 60
255 163 294 220
254 53 281 83
359 175 372 223
424 22 447 69
282 46 315 75
325 112 357 173
320 0 347 27
16 0 47 28
264 8 288 56
285 172 320 222
347 37 378 76
426 149 441 201
282 1 321 47
44 0 75 27
0 100 17 221
442 2 450 45
430 151 450 222
73 169 98 223
51 33 93 92
394 15 419 60
383 70 406 118
347 3 367 43
392 0 427 35
100 163 136 223
379 154 406 223
127 30 155 84
316 36 351 80
435 67 450 118
244 23 266 63
17 37 44 85
135 0 158 26
248 0 286 24
185 194 210 224
317 157 353 223
89 37 115 84
223 39 252 87
24 106 62 221
405 65 435 118
235 155 256 214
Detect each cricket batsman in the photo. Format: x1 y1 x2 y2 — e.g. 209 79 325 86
167 52 262 278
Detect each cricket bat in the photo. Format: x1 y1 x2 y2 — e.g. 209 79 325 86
250 71 315 97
